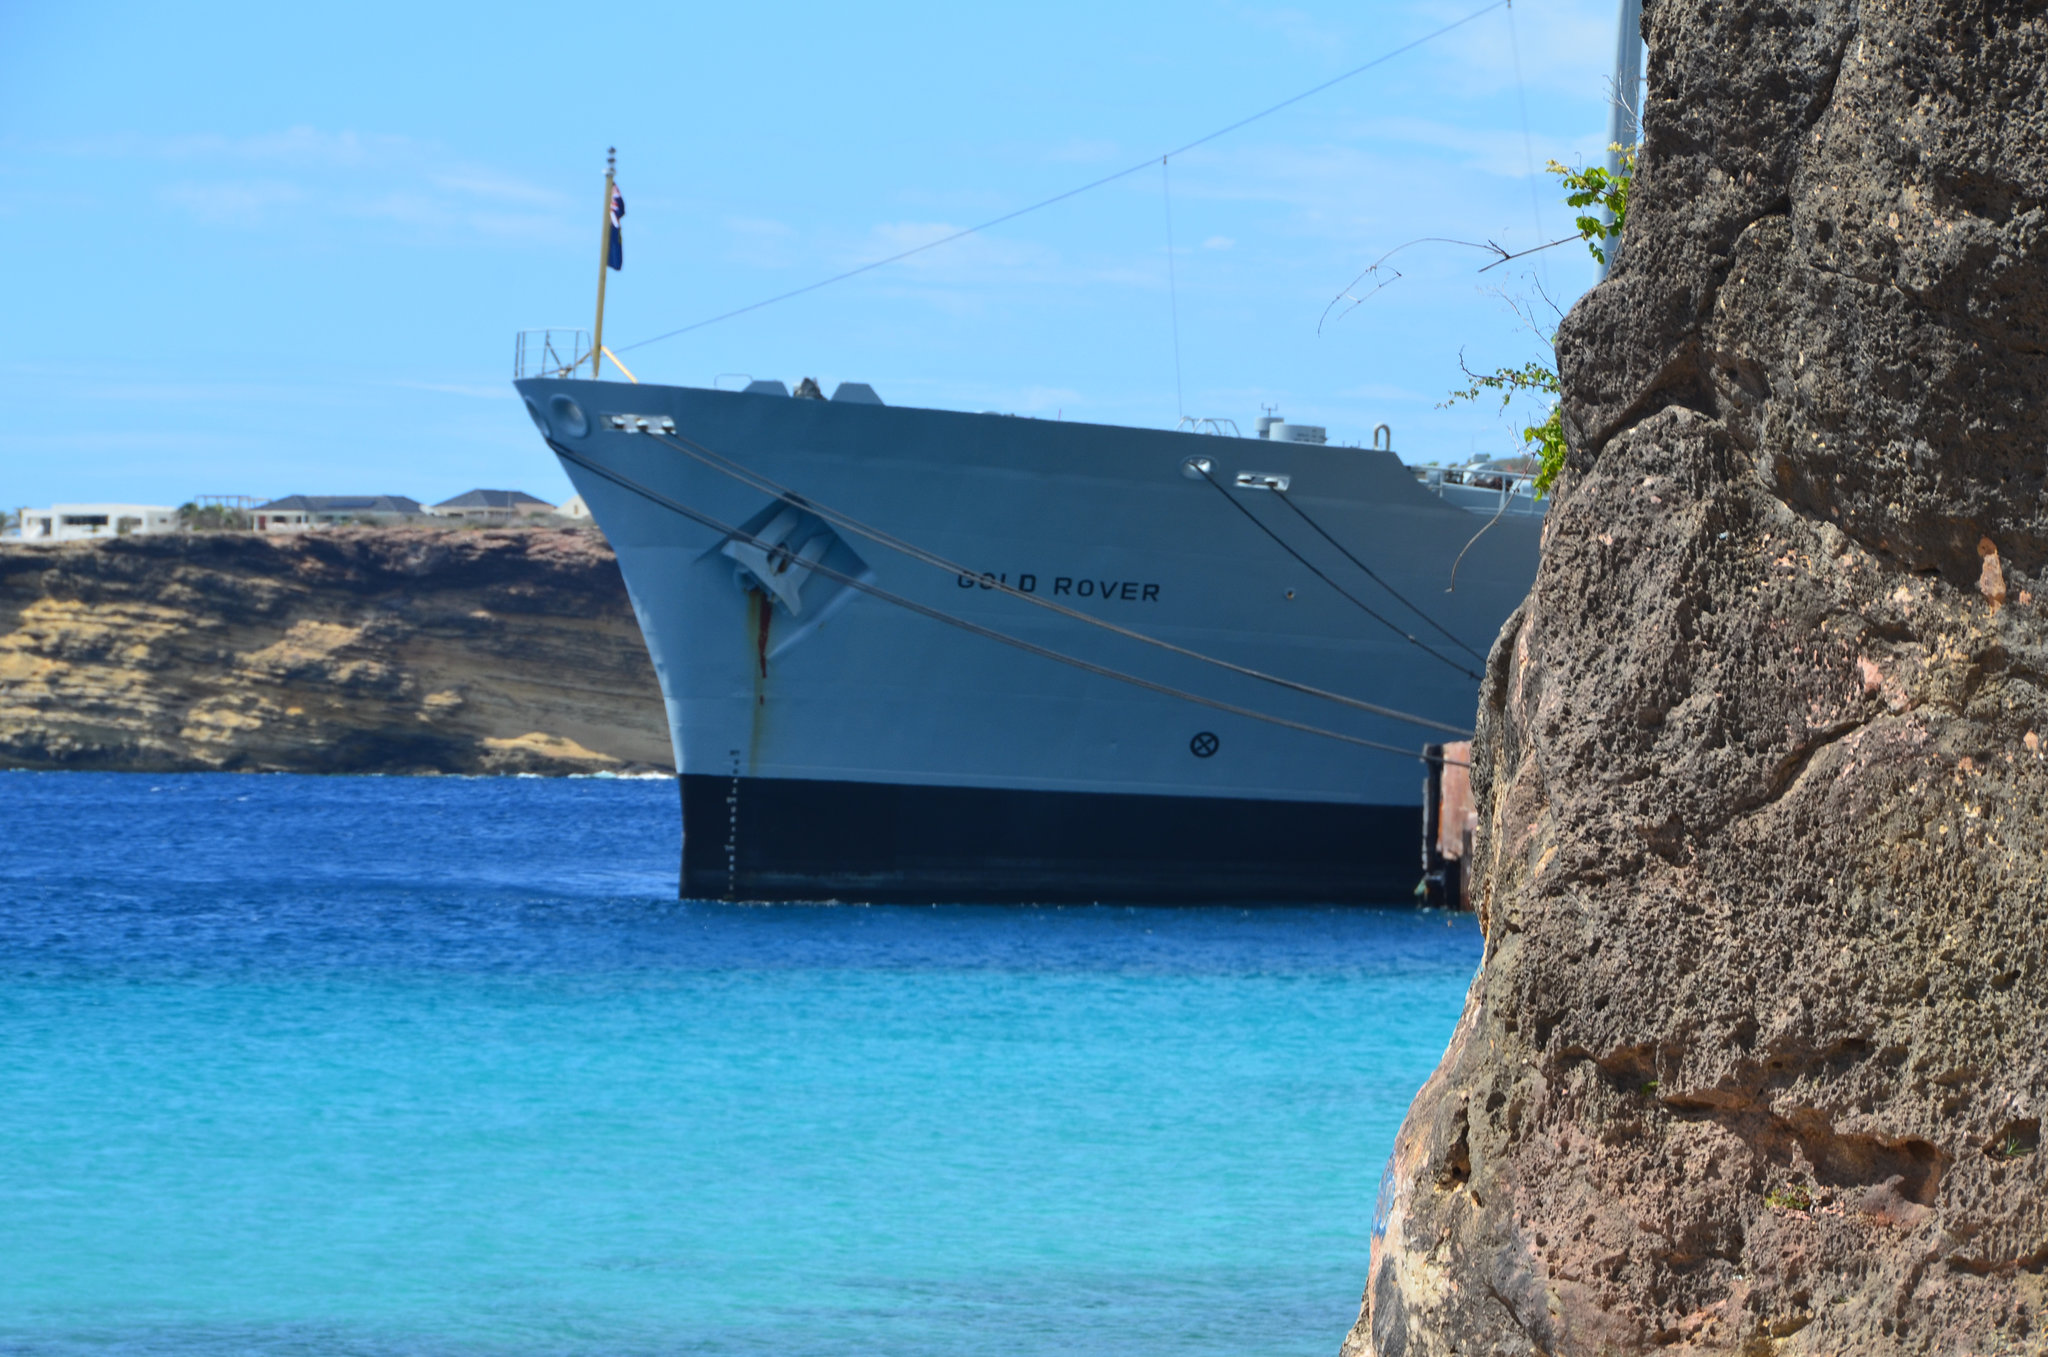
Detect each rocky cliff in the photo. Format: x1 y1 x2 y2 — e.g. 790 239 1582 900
0 529 673 775
1353 2 2048 1353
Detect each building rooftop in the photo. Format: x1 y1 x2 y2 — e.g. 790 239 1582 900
255 495 426 515
433 489 554 510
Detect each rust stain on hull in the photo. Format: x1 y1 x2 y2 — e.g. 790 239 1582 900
747 588 770 773
1420 740 1476 909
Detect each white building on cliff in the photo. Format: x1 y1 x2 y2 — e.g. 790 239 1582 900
16 504 181 541
429 489 557 524
251 495 428 532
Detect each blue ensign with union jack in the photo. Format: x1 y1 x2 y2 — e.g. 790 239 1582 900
607 184 625 270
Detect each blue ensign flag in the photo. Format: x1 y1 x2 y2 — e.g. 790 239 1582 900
608 184 625 270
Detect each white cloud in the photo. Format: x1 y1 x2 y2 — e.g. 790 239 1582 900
723 215 801 268
163 126 404 168
1202 235 1235 250
1341 115 1610 179
726 215 796 237
1404 0 1616 100
457 209 575 244
1231 5 1350 54
156 179 308 225
71 127 571 247
430 170 566 208
394 380 509 400
10 429 252 453
892 185 1014 213
1337 380 1434 403
345 190 446 227
840 220 1064 286
1040 138 1124 165
864 220 970 251
1014 385 1085 413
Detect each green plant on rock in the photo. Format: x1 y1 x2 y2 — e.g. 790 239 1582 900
1522 407 1568 498
1549 144 1637 267
1444 359 1568 499
1764 1183 1813 1212
1989 1131 2035 1160
1438 147 1635 498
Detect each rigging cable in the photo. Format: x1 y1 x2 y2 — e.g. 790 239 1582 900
1161 156 1185 420
1447 485 1515 593
639 425 1471 736
1504 0 1551 288
1268 489 1488 664
1191 466 1483 681
549 437 1467 765
616 0 1513 353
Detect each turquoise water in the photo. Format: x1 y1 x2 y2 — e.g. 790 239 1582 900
0 773 1478 1355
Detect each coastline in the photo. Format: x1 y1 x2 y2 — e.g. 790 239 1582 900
0 527 672 776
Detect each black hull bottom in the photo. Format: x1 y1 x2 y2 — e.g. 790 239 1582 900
680 774 1423 904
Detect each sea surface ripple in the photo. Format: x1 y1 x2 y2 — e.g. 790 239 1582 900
0 772 1479 1356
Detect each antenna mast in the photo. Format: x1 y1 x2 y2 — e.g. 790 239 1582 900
1598 0 1644 280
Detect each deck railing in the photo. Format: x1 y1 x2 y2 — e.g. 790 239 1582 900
1413 464 1544 514
514 330 592 381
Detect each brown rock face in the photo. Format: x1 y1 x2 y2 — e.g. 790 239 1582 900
1351 2 2048 1353
0 528 672 775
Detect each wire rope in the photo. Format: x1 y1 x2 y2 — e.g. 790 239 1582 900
635 425 1473 736
1192 467 1483 680
1447 485 1515 593
617 0 1512 353
1161 156 1184 420
1504 0 1551 291
1269 489 1488 664
549 438 1467 766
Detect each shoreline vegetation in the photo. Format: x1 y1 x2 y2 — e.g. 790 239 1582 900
0 527 673 777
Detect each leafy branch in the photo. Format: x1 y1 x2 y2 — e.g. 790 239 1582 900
1441 355 1567 497
1319 138 1638 497
1320 138 1639 336
1549 144 1636 266
1433 147 1637 497
1445 357 1558 410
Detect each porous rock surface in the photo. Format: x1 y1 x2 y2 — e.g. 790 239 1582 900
0 528 672 775
1351 1 2048 1352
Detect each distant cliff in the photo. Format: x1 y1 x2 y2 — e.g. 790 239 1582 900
0 528 673 775
1353 1 2048 1353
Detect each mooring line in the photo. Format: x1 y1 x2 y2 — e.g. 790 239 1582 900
1269 488 1488 664
634 426 1473 736
549 439 1470 765
1193 467 1482 680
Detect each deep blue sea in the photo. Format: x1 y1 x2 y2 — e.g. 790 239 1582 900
0 772 1479 1356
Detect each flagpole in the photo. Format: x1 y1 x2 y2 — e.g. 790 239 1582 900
592 147 616 379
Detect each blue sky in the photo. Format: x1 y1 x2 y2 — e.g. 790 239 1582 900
1 0 1619 511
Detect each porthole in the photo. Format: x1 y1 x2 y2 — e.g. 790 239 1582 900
549 394 589 439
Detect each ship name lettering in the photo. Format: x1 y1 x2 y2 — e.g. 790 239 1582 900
1051 577 1160 602
955 573 1159 602
957 572 1037 591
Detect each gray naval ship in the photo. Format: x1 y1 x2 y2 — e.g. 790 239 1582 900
514 370 1544 903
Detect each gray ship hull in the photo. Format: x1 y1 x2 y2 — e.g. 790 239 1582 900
515 377 1542 902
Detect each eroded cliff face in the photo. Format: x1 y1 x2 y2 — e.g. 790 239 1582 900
1352 2 2048 1353
0 528 673 775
